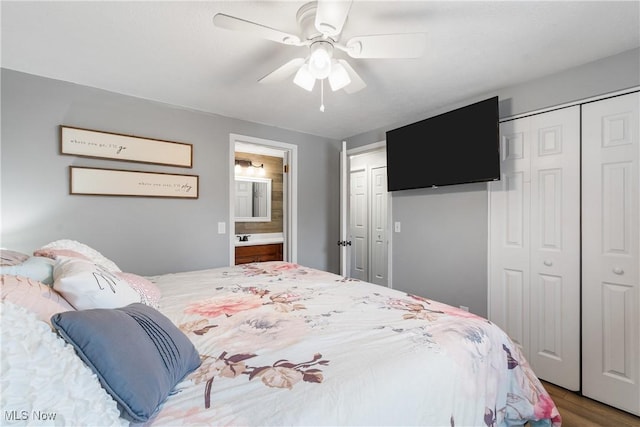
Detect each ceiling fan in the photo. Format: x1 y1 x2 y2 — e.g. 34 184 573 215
213 1 426 97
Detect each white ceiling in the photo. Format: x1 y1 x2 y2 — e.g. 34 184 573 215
2 1 638 140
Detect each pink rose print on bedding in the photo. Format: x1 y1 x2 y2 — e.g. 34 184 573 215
192 351 329 409
179 318 218 336
533 393 561 423
268 292 306 312
212 311 309 353
185 295 262 318
410 294 483 320
387 297 444 321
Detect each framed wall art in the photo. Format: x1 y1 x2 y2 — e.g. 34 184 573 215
70 166 199 199
61 126 193 168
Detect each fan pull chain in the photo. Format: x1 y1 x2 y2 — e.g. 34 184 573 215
320 79 325 112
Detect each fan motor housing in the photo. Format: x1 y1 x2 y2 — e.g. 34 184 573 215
297 2 338 41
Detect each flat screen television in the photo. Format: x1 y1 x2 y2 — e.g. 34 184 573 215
386 96 500 191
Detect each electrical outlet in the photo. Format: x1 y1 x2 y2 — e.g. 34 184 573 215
459 305 469 312
394 221 401 233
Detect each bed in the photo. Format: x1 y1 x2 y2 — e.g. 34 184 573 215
1 240 561 427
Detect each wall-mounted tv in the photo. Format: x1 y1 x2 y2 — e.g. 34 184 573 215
386 96 500 191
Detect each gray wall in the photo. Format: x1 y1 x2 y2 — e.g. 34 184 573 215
1 69 340 275
347 48 640 317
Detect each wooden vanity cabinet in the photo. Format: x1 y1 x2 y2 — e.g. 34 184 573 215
235 243 283 265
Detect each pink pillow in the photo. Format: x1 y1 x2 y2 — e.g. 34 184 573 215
1 275 75 324
115 272 161 308
34 248 91 261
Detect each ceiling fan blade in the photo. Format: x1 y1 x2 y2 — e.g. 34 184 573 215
338 60 366 94
315 0 353 37
213 13 304 46
345 33 426 58
258 58 306 84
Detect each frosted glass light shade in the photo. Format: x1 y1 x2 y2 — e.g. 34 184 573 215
328 62 351 91
308 42 332 79
293 64 316 91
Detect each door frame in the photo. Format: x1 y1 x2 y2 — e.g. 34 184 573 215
229 133 298 266
340 140 393 287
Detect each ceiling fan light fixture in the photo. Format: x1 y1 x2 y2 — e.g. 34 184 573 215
328 61 351 91
308 41 333 79
293 64 316 91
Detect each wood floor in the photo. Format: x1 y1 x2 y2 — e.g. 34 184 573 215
541 381 640 427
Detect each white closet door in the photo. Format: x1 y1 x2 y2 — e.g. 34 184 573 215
370 166 388 286
582 92 639 415
489 117 532 358
489 106 580 390
529 106 580 390
350 169 368 281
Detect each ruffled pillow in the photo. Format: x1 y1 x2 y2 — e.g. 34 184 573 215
53 258 140 310
0 275 74 324
34 248 91 262
1 301 126 427
114 272 161 308
37 240 121 272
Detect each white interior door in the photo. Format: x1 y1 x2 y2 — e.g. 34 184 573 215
235 180 252 218
582 92 639 415
340 141 349 276
340 142 390 282
370 166 388 286
489 106 580 391
489 117 532 357
350 169 368 280
528 106 580 391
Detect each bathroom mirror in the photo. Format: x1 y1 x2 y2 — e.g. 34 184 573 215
234 177 272 222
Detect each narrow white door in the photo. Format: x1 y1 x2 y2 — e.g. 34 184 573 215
489 117 532 358
350 169 368 280
235 180 253 218
529 106 580 391
370 166 388 286
582 92 640 415
340 141 349 276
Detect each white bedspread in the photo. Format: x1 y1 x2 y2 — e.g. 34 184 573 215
145 262 560 426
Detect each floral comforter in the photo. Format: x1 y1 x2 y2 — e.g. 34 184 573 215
144 262 561 426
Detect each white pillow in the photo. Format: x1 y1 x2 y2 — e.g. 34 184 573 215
53 258 140 310
39 240 121 272
0 301 126 427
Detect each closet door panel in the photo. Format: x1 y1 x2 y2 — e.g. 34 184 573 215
582 92 639 415
350 169 368 281
489 119 531 356
529 107 581 390
370 166 388 286
490 106 580 390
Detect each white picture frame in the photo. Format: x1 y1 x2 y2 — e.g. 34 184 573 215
61 126 193 168
70 166 199 199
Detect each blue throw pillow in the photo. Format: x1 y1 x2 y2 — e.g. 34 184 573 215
50 303 201 422
0 256 54 284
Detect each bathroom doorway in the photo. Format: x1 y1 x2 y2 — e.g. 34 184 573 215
229 134 298 265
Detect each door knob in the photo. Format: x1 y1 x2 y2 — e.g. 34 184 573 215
613 267 624 275
543 259 553 267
